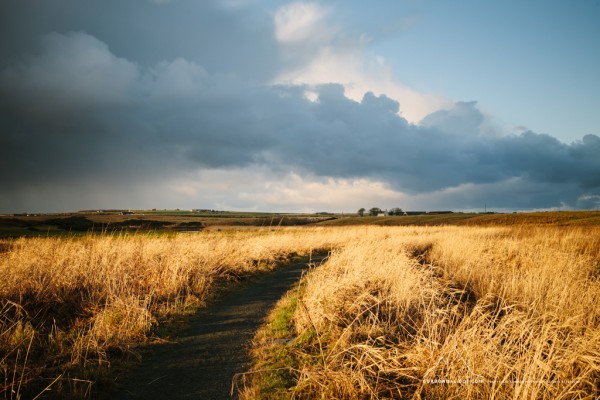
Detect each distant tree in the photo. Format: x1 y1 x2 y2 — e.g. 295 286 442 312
358 207 366 216
369 207 382 216
389 207 404 216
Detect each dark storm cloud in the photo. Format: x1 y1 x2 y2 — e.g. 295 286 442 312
268 88 600 198
0 32 272 184
1 29 599 211
0 0 279 80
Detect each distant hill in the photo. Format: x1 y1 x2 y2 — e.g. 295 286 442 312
316 211 600 227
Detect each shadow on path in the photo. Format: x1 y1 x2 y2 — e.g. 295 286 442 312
101 254 327 400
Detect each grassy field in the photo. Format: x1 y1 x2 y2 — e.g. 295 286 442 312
1 215 599 398
0 228 354 398
2 210 599 238
241 225 600 399
319 211 600 227
0 211 335 237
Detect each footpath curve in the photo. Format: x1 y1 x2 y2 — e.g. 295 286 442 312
101 255 326 400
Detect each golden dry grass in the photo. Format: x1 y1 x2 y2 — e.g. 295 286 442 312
243 226 600 399
0 228 353 398
2 225 599 399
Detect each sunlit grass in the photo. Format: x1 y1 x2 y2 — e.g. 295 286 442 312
0 228 348 398
243 226 600 399
2 224 599 399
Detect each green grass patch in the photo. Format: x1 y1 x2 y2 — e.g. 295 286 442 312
240 283 304 399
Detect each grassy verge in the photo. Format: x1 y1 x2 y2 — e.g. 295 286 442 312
238 255 336 399
237 286 302 399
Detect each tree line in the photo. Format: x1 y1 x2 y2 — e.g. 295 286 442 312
357 207 404 216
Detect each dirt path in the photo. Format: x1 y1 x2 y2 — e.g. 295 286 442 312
100 255 325 400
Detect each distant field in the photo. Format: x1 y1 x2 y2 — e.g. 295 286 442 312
318 210 600 227
0 211 336 237
2 210 600 237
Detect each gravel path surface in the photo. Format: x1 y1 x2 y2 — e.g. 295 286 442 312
101 255 325 400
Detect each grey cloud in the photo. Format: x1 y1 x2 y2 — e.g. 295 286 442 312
1 32 138 116
420 101 485 136
576 194 600 210
410 178 586 212
0 0 279 80
1 32 599 212
0 32 282 197
269 90 486 191
495 132 600 189
270 89 600 202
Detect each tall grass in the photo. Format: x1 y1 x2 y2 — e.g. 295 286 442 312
3 225 599 399
243 226 600 399
0 228 351 398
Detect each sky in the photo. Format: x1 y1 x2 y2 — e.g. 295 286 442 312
1 0 599 213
